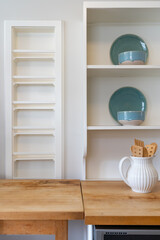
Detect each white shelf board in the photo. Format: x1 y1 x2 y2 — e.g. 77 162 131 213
13 127 55 130
13 76 55 79
13 81 55 86
14 132 55 136
86 1 160 24
13 56 54 61
85 1 160 9
13 107 55 111
13 49 55 53
87 65 160 69
13 25 55 31
87 65 160 77
13 101 55 104
13 152 55 156
87 125 160 130
14 157 55 162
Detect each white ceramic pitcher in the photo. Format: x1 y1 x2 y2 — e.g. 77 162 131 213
119 156 158 193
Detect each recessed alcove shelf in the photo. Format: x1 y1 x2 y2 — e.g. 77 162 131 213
83 1 160 181
5 21 63 179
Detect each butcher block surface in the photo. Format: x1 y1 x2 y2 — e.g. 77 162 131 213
0 179 84 220
81 181 160 225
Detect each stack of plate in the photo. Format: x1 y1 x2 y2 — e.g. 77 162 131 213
110 34 148 65
109 87 147 126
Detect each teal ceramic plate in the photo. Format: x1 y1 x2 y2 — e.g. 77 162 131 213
110 34 148 65
109 87 147 121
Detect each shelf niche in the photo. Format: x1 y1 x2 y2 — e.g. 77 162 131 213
5 21 63 179
84 1 160 181
87 4 160 66
87 130 160 180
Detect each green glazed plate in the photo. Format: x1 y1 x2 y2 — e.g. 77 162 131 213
109 87 147 121
110 34 148 65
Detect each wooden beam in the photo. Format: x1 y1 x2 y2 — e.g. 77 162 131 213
0 220 56 235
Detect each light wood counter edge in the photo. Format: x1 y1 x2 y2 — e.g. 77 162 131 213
85 216 160 226
0 211 84 221
81 181 160 226
0 179 84 221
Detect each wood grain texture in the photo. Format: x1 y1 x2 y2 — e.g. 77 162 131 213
81 181 160 225
55 221 68 240
0 220 56 234
0 179 83 220
0 220 68 240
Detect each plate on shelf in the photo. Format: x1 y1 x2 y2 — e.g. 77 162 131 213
110 34 148 65
109 87 147 121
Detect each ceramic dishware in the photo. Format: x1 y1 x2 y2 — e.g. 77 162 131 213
118 51 147 65
110 34 148 65
119 156 158 193
109 87 147 122
117 111 145 126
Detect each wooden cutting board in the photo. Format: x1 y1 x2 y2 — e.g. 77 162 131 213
0 179 84 220
81 181 160 225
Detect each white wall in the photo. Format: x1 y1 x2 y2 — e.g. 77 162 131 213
0 0 85 179
0 0 87 239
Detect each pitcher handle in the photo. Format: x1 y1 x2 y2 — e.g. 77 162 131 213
119 156 131 187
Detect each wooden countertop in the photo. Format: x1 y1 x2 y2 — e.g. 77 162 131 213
1 180 160 225
0 179 83 220
81 181 160 225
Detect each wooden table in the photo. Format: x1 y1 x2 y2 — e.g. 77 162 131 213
0 179 83 239
81 181 160 225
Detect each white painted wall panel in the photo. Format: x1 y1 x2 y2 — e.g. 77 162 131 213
0 0 86 239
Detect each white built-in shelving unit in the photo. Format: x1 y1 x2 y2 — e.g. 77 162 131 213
4 21 63 179
83 1 160 182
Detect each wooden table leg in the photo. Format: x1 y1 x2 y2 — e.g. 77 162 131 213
55 220 68 240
